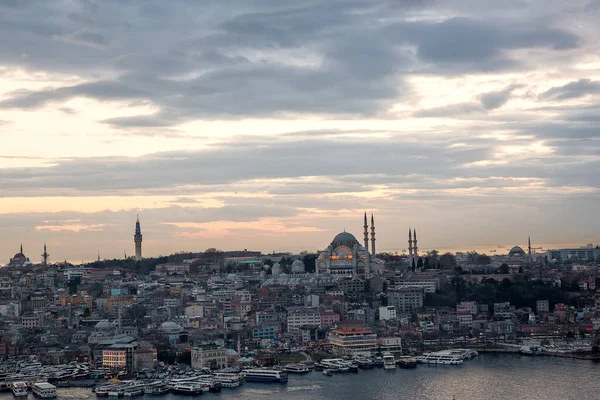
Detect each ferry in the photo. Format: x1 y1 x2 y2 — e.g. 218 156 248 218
282 364 310 373
240 369 288 383
383 353 396 370
213 373 244 388
416 352 463 365
144 381 171 395
32 382 57 398
320 359 350 372
171 383 203 395
123 382 145 397
11 381 28 397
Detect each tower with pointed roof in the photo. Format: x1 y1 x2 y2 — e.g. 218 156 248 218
41 243 49 266
413 228 418 257
528 236 532 264
134 215 143 261
370 213 376 257
408 228 413 259
363 212 369 260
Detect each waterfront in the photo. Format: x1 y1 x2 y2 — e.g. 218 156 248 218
2 355 600 400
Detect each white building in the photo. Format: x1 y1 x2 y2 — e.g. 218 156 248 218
387 287 424 312
379 306 397 321
287 309 321 331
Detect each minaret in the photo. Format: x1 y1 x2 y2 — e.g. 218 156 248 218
20 243 23 254
134 215 143 261
413 228 418 256
363 212 369 257
97 251 100 262
528 236 532 264
41 243 49 266
370 213 376 257
408 228 413 258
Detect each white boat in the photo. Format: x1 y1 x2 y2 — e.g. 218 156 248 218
213 373 244 388
32 382 57 398
240 369 288 383
123 382 145 397
282 364 310 373
416 352 463 365
383 353 396 370
171 383 203 395
144 381 171 395
11 381 28 397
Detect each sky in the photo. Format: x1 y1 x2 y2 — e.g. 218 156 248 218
1 0 599 264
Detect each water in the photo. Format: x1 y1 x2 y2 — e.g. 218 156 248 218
4 355 600 399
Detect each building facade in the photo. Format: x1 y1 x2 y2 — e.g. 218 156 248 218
191 344 228 370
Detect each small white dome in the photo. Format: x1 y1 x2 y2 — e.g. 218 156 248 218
95 320 113 330
160 321 183 332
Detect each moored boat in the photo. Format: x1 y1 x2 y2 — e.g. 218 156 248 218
32 382 57 398
240 369 288 383
171 383 203 396
11 381 28 397
282 364 310 373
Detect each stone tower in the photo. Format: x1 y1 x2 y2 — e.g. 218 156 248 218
134 215 143 261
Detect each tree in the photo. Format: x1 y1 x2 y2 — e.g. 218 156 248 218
417 257 424 270
83 307 91 317
439 253 457 268
424 257 430 270
411 258 416 272
302 254 317 274
427 250 439 262
499 263 509 274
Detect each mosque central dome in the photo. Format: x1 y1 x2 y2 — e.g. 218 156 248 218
332 231 358 245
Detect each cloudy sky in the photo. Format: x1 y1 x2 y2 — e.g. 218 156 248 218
1 0 599 263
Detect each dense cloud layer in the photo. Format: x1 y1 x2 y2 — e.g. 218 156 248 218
0 0 599 261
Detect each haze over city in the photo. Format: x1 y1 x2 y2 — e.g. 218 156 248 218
1 0 599 262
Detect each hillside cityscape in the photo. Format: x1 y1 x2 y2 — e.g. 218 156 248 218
0 212 599 395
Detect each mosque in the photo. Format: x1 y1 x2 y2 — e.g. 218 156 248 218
8 244 33 267
316 213 384 277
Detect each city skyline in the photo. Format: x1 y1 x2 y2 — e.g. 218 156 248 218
1 1 599 262
1 212 594 264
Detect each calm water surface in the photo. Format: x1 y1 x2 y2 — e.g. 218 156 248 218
4 354 600 400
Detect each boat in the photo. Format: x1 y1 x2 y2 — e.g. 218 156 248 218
282 364 310 373
416 352 463 365
192 379 221 393
11 381 28 397
374 357 384 368
383 353 396 370
108 386 125 397
123 382 145 397
95 385 112 397
348 363 359 373
240 369 288 383
32 382 57 398
144 381 171 395
171 383 203 395
213 373 244 388
398 356 418 369
322 369 333 377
